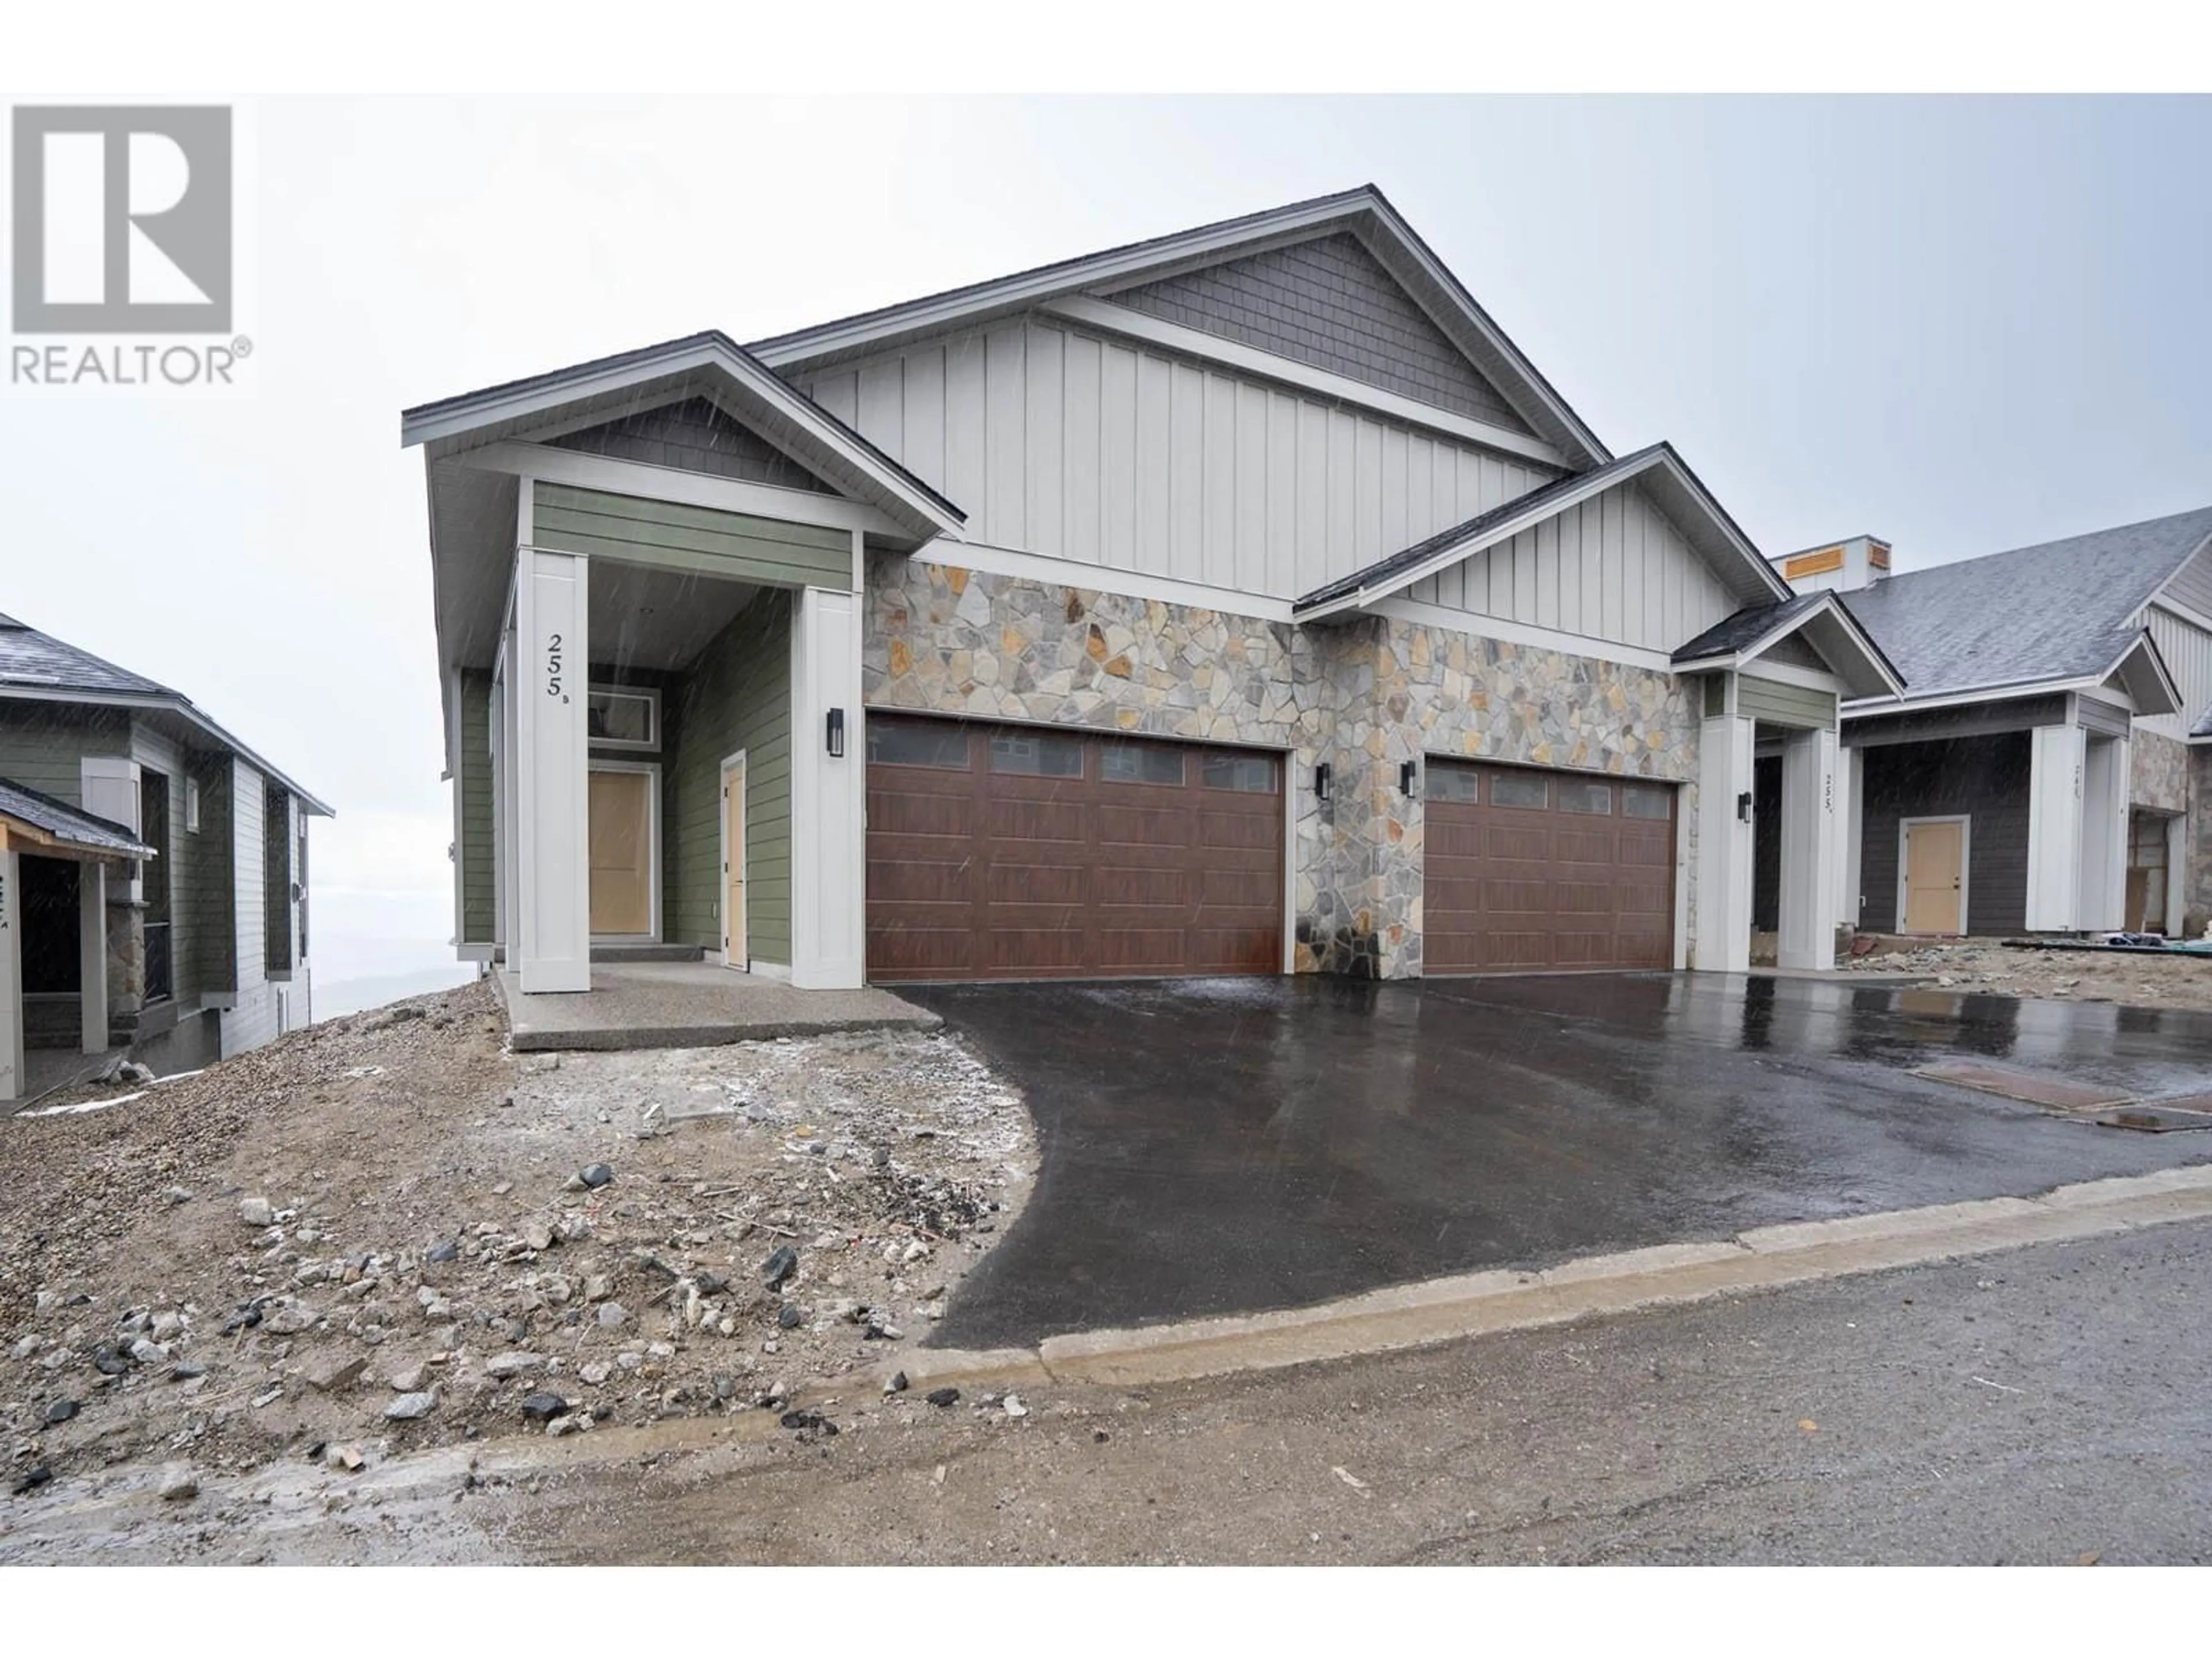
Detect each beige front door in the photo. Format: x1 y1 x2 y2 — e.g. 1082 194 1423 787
1902 820 1964 934
588 768 654 937
722 758 747 968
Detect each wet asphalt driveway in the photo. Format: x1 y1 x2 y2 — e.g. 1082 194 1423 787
908 973 2212 1349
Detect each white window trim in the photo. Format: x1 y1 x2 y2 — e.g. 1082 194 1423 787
184 778 201 834
1896 815 1972 936
586 683 661 754
586 759 662 943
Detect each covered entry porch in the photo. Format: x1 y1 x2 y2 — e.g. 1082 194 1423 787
406 333 967 999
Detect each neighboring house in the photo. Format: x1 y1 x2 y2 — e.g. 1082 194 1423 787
0 612 330 1105
402 185 1903 997
1767 515 2212 940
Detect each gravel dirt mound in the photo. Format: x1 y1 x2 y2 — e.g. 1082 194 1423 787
1842 938 2212 1011
2 980 1035 1502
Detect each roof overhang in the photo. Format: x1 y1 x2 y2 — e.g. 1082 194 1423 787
0 791 156 862
2105 630 2183 718
0 686 333 817
1672 591 1906 700
1843 631 2181 724
1294 442 1790 624
748 185 1612 472
400 331 966 543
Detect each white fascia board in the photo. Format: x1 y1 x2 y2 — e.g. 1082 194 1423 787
1352 200 1610 468
2147 593 2212 637
402 340 732 450
460 441 908 538
1039 296 1569 471
1373 597 1676 673
1709 597 1902 699
405 338 964 539
1722 658 1852 695
2145 527 2212 617
1842 675 2102 719
917 537 1296 623
2104 634 2182 717
749 195 1377 371
1299 454 1669 623
0 687 333 817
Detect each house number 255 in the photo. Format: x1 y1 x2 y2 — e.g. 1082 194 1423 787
546 632 567 701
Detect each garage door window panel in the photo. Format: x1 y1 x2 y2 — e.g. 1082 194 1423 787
1103 744 1186 786
869 719 972 769
1426 766 1479 804
1202 754 1279 793
990 731 1085 778
1491 773 1550 809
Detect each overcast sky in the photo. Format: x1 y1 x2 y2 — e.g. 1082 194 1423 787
6 94 2209 995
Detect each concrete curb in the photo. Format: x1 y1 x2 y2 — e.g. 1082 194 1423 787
878 1164 2212 1395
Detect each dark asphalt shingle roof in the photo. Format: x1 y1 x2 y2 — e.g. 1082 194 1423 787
0 612 168 696
1842 506 2212 702
0 777 153 858
1671 591 1834 662
1294 445 1667 613
0 614 331 815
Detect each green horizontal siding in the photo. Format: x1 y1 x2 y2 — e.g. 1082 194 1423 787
531 482 851 591
458 670 494 945
1738 675 1838 730
0 703 132 804
666 592 792 965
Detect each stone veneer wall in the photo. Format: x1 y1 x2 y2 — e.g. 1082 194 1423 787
2131 728 2190 814
861 552 1704 978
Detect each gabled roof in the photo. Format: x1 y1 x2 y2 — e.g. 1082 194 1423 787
0 614 332 816
747 185 1611 471
399 330 965 540
1840 505 2212 707
1671 590 1906 700
1291 442 1790 622
0 777 154 861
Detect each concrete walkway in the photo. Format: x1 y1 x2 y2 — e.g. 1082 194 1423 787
495 961 938 1052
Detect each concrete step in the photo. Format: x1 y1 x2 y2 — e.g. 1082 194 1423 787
589 944 706 965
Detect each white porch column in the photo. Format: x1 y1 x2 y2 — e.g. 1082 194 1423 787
0 844 22 1101
512 546 591 993
789 584 866 990
2167 812 2189 939
1835 743 1863 934
2080 733 2128 933
79 858 108 1052
2025 724 2086 931
493 650 514 957
1777 725 1840 971
1693 696 1756 972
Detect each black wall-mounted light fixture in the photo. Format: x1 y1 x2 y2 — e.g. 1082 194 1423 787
1400 760 1418 797
827 707 846 758
1315 762 1332 804
1737 790 1753 823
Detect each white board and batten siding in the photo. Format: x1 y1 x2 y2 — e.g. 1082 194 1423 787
796 318 1562 605
2139 605 2212 741
1403 476 1744 653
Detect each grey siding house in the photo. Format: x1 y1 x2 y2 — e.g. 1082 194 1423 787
404 186 1906 998
1768 517 2212 940
0 612 331 1106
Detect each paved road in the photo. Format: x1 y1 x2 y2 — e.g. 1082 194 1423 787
10 1222 2209 1563
502 1219 2212 1565
907 974 2212 1347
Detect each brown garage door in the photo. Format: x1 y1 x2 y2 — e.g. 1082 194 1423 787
865 714 1284 982
1425 762 1676 973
